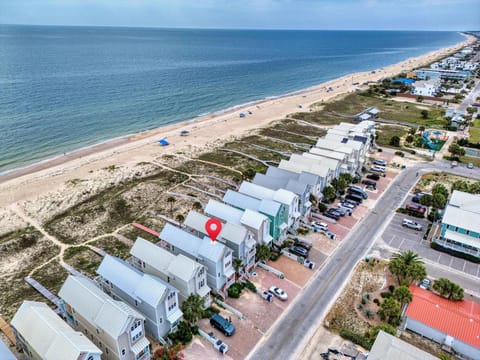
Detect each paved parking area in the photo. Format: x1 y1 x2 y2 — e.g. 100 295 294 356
380 213 480 278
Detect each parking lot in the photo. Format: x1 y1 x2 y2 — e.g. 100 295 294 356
378 204 480 279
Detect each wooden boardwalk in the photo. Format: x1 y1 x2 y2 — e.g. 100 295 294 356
24 277 61 307
0 315 16 346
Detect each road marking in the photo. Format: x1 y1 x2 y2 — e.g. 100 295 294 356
462 261 466 272
449 257 453 268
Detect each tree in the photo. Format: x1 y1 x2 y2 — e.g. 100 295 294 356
389 136 401 147
322 185 336 203
408 127 417 135
378 298 401 325
255 244 271 262
452 180 470 193
168 321 192 345
448 143 466 156
154 344 184 360
340 173 353 184
433 278 464 301
392 286 412 309
331 177 347 193
364 323 397 345
167 196 176 217
389 251 426 285
420 110 429 119
419 194 433 207
418 126 425 132
175 214 185 223
432 193 446 209
233 258 243 277
432 183 449 199
405 135 414 143
181 294 205 325
192 201 203 210
416 95 424 102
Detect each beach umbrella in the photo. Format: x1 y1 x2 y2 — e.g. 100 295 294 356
239 113 246 118
158 139 169 146
180 130 189 136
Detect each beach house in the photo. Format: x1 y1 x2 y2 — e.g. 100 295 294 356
252 173 312 217
96 255 183 342
223 189 289 245
432 190 480 259
412 79 441 97
129 237 211 306
314 139 358 174
159 223 235 297
278 160 330 191
58 275 151 360
368 330 438 360
308 147 352 174
204 200 273 246
11 301 102 360
238 181 301 229
266 166 323 199
184 210 256 273
404 286 480 359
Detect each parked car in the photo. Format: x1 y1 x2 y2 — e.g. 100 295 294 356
373 159 387 166
294 239 313 251
361 179 377 188
420 278 431 290
412 193 426 203
348 187 368 199
338 202 355 211
402 218 422 231
311 221 329 231
371 165 386 173
323 211 340 220
334 206 351 216
345 194 363 204
366 173 380 181
260 290 273 302
467 162 474 169
269 286 288 301
210 314 235 336
327 208 344 217
341 200 357 208
405 203 426 214
289 245 309 257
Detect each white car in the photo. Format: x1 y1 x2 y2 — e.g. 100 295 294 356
371 165 386 173
269 286 288 301
311 221 328 231
420 278 431 290
467 163 474 169
402 218 422 231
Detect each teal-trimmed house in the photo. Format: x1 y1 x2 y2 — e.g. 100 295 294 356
223 189 288 245
433 190 480 258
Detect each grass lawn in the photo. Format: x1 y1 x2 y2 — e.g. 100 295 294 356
375 124 409 146
469 119 480 143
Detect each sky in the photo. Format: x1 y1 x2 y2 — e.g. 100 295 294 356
0 0 479 31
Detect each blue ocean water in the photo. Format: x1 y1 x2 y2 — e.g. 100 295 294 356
0 26 464 173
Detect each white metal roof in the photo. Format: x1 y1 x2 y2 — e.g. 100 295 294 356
59 275 145 338
324 134 363 150
224 189 281 217
309 147 346 161
266 166 298 180
241 209 269 229
302 153 340 169
130 237 201 283
368 330 437 360
239 181 276 201
280 159 330 178
442 191 480 233
11 301 102 360
159 223 226 262
185 210 248 245
97 255 171 307
205 200 243 225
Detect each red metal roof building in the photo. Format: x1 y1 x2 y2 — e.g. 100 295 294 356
405 286 480 359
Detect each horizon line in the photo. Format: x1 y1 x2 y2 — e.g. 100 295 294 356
0 23 475 32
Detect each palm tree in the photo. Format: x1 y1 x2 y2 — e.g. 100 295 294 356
233 258 244 279
392 250 424 266
167 196 176 217
192 201 203 210
433 278 464 301
255 244 271 263
378 298 401 325
181 294 205 325
389 251 425 285
175 214 185 223
392 286 412 309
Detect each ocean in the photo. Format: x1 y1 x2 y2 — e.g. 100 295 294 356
0 25 464 173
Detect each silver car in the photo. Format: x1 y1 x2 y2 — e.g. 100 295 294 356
402 218 422 231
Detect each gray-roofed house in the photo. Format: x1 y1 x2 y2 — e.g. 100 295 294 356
184 211 256 273
433 190 480 258
239 181 301 229
129 237 211 307
96 255 183 342
0 339 16 360
159 223 235 298
59 275 151 360
223 189 288 245
253 173 312 217
205 200 273 246
367 330 437 360
11 300 102 360
266 166 322 200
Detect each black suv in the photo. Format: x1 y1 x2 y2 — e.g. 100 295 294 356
289 245 308 257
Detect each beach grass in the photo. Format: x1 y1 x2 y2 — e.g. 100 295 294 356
375 124 409 146
90 236 131 260
64 246 103 277
31 259 69 296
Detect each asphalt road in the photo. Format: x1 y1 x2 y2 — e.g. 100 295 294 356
247 164 424 360
247 159 480 360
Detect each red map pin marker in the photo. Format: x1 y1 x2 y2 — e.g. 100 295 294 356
205 218 222 242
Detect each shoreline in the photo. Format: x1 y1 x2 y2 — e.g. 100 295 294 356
0 34 475 207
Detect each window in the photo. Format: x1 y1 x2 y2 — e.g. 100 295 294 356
135 300 138 306
142 261 146 268
122 348 126 356
466 230 470 235
106 348 109 354
75 320 78 326
159 317 163 323
131 326 134 331
96 328 99 334
167 276 170 283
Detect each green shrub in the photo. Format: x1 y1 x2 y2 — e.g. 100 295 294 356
380 292 391 299
168 321 192 345
430 242 480 263
373 298 380 305
203 306 220 318
361 297 366 305
388 285 395 293
339 329 372 350
244 280 257 293
227 283 244 298
394 151 405 157
318 203 327 212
